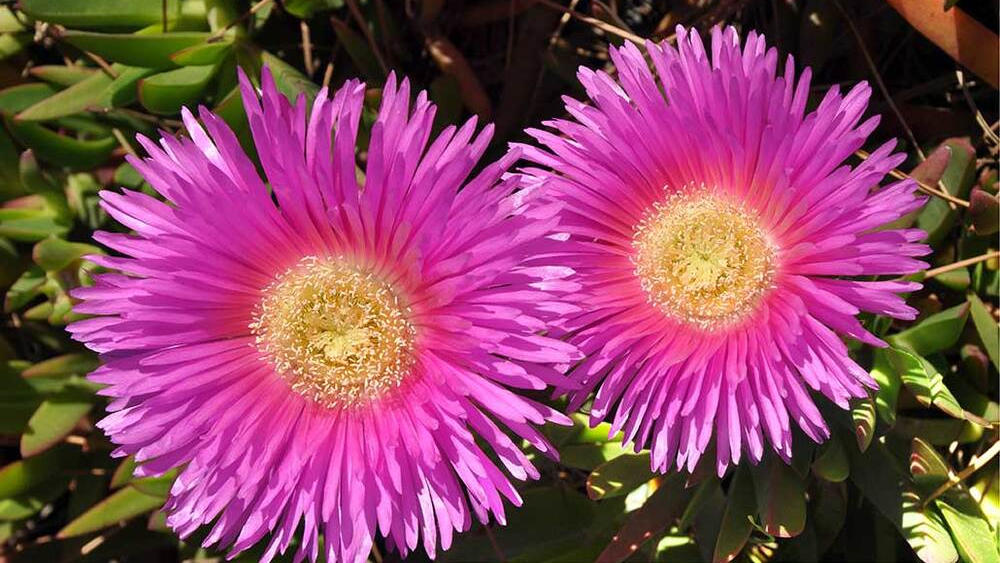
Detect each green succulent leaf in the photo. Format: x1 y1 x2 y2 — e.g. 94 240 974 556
139 64 220 114
936 487 1000 563
595 474 692 563
62 31 213 68
19 0 203 29
890 303 970 357
20 389 94 457
751 455 807 538
967 293 999 370
28 65 98 87
713 465 757 563
586 452 654 500
4 116 117 170
58 484 166 538
33 236 101 271
0 444 79 499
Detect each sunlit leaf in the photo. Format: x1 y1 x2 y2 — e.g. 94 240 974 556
33 236 101 271
20 389 94 456
19 0 199 29
58 485 166 538
751 456 806 538
596 475 691 563
586 453 653 500
890 303 969 356
139 64 219 114
62 31 212 68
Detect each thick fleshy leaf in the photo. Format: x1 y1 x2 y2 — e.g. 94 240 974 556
909 437 950 490
936 487 1000 563
4 116 116 169
61 31 212 68
890 347 990 425
138 64 218 114
561 441 629 471
586 452 654 500
32 236 101 271
171 40 233 66
20 150 71 220
109 456 138 489
870 347 902 424
3 265 45 312
0 208 69 241
812 433 849 483
0 477 70 521
57 485 166 538
850 397 877 452
129 469 177 498
713 465 756 563
968 293 999 370
595 475 692 563
917 138 976 247
28 65 97 87
19 0 201 29
20 390 94 456
750 456 807 538
847 439 959 563
969 188 999 235
15 69 115 121
0 444 79 498
890 304 970 356
22 353 99 378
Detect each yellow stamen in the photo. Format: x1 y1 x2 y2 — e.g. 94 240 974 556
632 187 776 330
250 256 416 408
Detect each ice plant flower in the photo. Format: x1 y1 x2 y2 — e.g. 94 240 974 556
518 26 929 475
69 69 580 562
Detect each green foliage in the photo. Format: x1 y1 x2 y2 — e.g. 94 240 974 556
0 1 997 562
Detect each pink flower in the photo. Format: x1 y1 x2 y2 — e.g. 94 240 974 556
69 69 579 562
518 26 929 476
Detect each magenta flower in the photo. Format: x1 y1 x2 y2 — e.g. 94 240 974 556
518 27 929 475
68 70 580 562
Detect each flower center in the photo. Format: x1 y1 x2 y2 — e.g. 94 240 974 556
632 189 776 330
250 257 416 408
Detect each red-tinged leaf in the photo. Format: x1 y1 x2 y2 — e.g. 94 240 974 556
750 456 807 538
812 433 849 483
851 397 876 452
595 474 692 563
969 188 999 235
909 437 950 490
713 465 756 563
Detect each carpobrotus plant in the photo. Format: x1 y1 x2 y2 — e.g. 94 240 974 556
69 69 580 562
519 26 930 476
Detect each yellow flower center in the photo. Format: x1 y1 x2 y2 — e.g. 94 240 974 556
250 257 416 408
632 189 776 330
